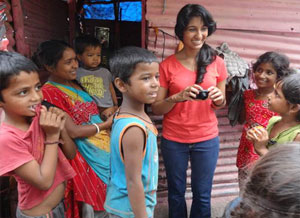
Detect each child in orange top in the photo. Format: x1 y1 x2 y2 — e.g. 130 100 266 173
0 51 76 217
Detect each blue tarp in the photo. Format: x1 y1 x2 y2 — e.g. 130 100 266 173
84 1 141 22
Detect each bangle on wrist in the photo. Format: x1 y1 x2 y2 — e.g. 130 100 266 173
212 98 226 107
92 123 100 134
44 141 60 145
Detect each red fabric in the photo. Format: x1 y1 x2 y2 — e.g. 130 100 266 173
159 55 228 143
236 89 277 168
42 84 107 218
0 113 75 210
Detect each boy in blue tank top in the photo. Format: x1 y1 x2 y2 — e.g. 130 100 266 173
104 46 160 218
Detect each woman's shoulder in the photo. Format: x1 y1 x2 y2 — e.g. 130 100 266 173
160 54 177 66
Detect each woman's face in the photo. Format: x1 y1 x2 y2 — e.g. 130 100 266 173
182 16 208 51
49 47 78 84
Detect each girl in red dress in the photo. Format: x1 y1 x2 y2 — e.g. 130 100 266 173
236 51 290 192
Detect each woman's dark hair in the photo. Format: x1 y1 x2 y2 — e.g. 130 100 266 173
175 4 217 83
231 143 300 218
32 40 72 69
281 71 300 121
252 51 290 80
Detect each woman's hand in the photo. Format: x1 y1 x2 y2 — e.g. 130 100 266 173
100 106 118 121
208 86 225 106
170 84 203 102
246 126 269 156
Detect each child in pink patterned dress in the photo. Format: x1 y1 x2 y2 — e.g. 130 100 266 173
236 51 290 192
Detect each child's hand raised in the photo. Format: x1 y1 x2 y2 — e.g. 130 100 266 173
40 106 66 142
246 126 269 156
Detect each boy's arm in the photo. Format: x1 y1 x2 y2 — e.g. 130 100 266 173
14 106 64 190
122 126 148 218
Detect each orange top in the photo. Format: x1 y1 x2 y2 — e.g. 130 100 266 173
159 55 228 143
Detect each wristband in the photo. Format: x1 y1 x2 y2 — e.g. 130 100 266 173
44 141 60 145
212 98 226 107
93 123 100 134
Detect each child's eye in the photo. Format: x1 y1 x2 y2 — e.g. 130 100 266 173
256 68 263 73
155 74 160 80
187 27 196 32
201 26 208 32
18 90 27 96
35 84 42 91
142 76 150 81
267 70 274 75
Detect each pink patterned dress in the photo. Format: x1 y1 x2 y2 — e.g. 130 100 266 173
236 89 277 169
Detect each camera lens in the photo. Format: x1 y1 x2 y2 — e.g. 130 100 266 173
195 90 209 100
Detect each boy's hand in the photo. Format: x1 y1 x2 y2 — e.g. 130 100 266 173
246 126 269 155
40 106 66 142
100 106 118 121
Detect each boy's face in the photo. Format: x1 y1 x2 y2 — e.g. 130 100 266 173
77 46 101 70
124 62 160 104
0 71 43 123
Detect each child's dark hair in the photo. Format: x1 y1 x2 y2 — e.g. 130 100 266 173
109 46 158 84
281 71 300 121
0 51 38 101
74 35 101 55
231 143 300 218
252 51 290 79
175 4 217 84
32 40 72 69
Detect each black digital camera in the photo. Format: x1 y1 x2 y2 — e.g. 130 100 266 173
195 90 209 100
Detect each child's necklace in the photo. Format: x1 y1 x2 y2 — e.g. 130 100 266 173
117 110 153 125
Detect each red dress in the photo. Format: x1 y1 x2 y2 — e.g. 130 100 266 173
236 89 277 169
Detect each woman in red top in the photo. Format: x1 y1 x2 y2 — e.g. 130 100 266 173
152 4 227 218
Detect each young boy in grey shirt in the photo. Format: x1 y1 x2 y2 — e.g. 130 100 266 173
75 35 118 120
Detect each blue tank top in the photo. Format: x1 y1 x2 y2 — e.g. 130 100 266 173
104 114 158 218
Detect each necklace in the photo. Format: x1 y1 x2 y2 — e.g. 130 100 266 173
117 110 154 125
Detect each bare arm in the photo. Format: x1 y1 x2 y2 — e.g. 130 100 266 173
65 114 112 139
59 128 76 159
14 106 64 190
208 80 227 109
122 126 148 218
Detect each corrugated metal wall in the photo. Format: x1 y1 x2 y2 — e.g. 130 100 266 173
146 0 300 204
21 0 69 56
146 0 300 67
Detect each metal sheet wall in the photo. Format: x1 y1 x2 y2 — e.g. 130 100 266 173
146 0 300 203
21 0 69 56
146 0 300 67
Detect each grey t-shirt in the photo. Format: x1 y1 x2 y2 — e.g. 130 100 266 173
76 67 114 108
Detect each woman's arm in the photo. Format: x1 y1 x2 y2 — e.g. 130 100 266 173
59 128 76 159
208 80 227 109
151 84 202 115
65 114 112 139
122 126 148 218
